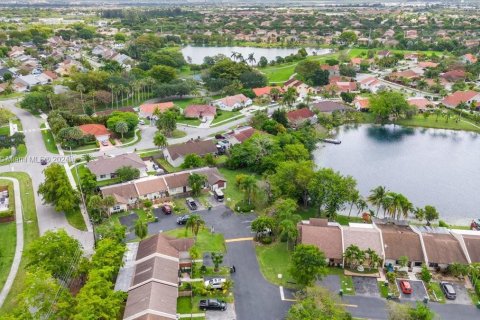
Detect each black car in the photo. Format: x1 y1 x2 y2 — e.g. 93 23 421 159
440 282 456 300
186 198 197 210
199 299 227 311
176 214 190 225
40 158 48 165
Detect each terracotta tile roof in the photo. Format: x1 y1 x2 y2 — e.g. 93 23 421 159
87 153 145 176
407 97 432 110
252 86 283 97
350 57 363 65
377 224 424 262
441 90 479 107
464 53 477 63
184 105 216 118
286 107 314 122
462 235 480 263
139 102 174 115
300 222 343 260
135 177 168 196
389 69 420 79
355 97 370 109
441 69 466 82
166 140 218 161
43 70 58 80
422 233 468 265
232 127 256 143
418 61 438 69
78 124 110 137
215 94 249 108
312 101 349 113
321 64 339 71
342 226 383 256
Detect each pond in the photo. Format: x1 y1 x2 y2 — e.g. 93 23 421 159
181 45 332 64
313 124 480 225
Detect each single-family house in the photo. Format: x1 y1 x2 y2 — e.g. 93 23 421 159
311 101 350 113
388 69 421 82
418 61 439 69
354 96 370 111
359 77 385 93
441 69 466 82
78 124 110 142
405 30 418 39
101 183 139 213
321 64 340 77
213 94 252 111
163 172 191 195
86 153 147 181
441 90 480 108
227 126 256 146
454 231 480 263
377 50 392 59
139 102 174 118
375 221 425 271
252 86 283 98
184 105 216 120
163 140 218 167
283 79 314 98
462 53 478 65
135 176 169 201
194 167 227 191
286 107 317 128
298 218 344 266
407 97 433 112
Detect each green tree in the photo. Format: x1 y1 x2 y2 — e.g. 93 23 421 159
211 252 224 272
156 110 177 136
369 92 411 124
258 56 268 68
115 165 140 182
153 131 168 149
290 244 327 287
91 238 126 277
278 219 298 249
270 160 314 207
20 91 49 112
236 174 258 205
134 219 148 239
287 287 351 320
399 255 409 268
38 163 79 213
188 173 207 197
0 108 14 125
186 214 205 237
339 31 358 44
114 121 128 139
282 87 297 108
424 205 439 226
368 186 388 216
73 268 127 320
251 215 275 238
181 153 204 169
420 264 432 283
148 65 177 83
25 230 82 279
106 111 139 133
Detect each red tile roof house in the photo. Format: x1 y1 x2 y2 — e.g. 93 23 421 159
298 218 344 266
283 79 314 98
441 69 466 82
139 102 174 118
354 96 370 111
359 77 385 93
163 139 218 167
213 94 252 111
462 53 478 64
252 86 283 98
78 124 110 142
320 64 340 77
227 126 256 146
377 50 392 59
407 97 434 113
183 105 217 120
286 107 317 128
441 90 480 108
86 153 147 181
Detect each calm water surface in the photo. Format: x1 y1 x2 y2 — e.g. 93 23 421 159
313 124 480 224
181 46 331 64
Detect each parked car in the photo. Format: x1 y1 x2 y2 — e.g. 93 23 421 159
152 163 159 170
471 219 480 231
204 278 226 289
40 158 48 165
186 197 197 210
176 214 190 225
213 189 224 202
199 299 227 311
440 282 456 300
101 140 109 146
139 119 145 125
399 280 413 294
161 204 172 215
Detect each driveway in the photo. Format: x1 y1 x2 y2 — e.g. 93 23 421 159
206 303 236 320
397 279 427 301
353 276 380 297
444 283 472 305
318 275 341 294
225 240 292 320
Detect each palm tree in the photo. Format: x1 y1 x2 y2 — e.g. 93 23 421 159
82 154 93 163
282 87 297 109
108 83 115 108
76 84 86 114
398 195 413 220
115 121 129 140
230 51 238 61
434 108 442 122
153 131 168 149
348 190 360 217
236 53 244 63
270 87 281 101
381 194 393 218
237 175 258 205
247 53 256 66
356 198 368 216
278 220 298 250
414 207 425 222
367 186 387 216
185 214 205 238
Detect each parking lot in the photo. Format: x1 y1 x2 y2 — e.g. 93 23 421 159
352 276 380 297
397 279 427 301
444 282 472 305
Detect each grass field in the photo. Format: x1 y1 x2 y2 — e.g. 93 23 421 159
0 173 39 315
211 111 242 125
0 179 15 292
0 144 26 166
171 129 187 138
218 168 261 208
397 114 480 132
0 126 9 136
255 242 297 288
348 48 447 58
164 228 225 254
178 116 202 126
40 124 59 154
65 207 86 231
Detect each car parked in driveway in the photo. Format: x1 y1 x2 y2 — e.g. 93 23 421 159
161 204 172 215
204 278 226 289
199 299 226 311
186 197 197 210
399 280 413 294
441 282 456 300
176 214 190 225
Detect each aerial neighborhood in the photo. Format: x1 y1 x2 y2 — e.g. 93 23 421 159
0 2 480 320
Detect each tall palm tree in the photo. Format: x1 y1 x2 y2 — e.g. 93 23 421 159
185 214 205 238
76 83 86 114
367 186 387 216
247 53 256 66
348 190 360 217
282 87 297 109
398 195 413 220
356 198 368 216
236 53 244 63
230 51 238 61
237 175 258 205
278 220 298 250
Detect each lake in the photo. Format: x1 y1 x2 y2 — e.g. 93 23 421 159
313 124 480 225
181 46 332 64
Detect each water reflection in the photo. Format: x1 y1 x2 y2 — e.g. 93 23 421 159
366 125 415 143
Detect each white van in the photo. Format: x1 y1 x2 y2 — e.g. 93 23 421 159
213 189 224 202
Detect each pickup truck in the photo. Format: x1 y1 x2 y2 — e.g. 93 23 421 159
198 299 227 311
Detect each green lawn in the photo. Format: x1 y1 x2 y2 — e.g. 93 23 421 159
255 242 297 288
397 114 480 133
178 116 202 126
0 148 11 158
173 95 223 110
428 282 446 303
155 158 179 173
171 129 187 138
11 119 22 132
0 92 23 101
0 222 15 291
378 281 389 298
40 124 59 154
70 142 98 152
0 173 39 315
211 111 242 125
218 168 261 208
0 144 26 166
164 228 225 254
348 48 447 58
0 126 9 136
65 207 86 231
